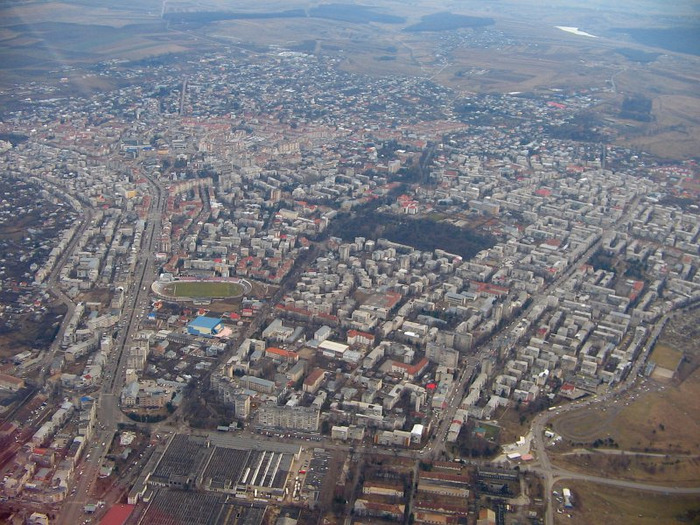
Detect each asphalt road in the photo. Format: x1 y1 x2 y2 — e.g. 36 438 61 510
528 309 695 525
57 169 164 525
35 203 94 387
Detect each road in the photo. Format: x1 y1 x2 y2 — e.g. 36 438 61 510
527 308 693 525
191 241 321 401
59 428 115 523
422 193 685 523
57 168 164 525
425 200 622 460
105 170 165 395
34 198 95 387
179 76 188 116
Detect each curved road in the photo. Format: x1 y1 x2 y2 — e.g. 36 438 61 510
528 310 698 525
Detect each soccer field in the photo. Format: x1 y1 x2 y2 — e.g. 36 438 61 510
164 281 245 298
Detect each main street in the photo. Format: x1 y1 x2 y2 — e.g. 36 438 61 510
57 169 164 525
529 404 700 525
425 197 627 461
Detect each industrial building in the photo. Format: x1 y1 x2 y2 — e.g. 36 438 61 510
187 316 224 337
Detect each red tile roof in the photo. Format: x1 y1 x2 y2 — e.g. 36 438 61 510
99 504 135 525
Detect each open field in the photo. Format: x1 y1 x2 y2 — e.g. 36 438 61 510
610 64 700 158
549 309 700 484
552 368 700 454
477 422 501 442
495 405 530 445
0 1 204 86
650 343 683 371
0 304 66 359
554 451 700 487
1 2 158 28
552 307 700 454
161 281 246 299
553 480 700 525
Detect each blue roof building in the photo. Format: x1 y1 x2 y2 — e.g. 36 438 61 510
187 316 223 337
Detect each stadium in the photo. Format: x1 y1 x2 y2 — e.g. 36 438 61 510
152 276 252 302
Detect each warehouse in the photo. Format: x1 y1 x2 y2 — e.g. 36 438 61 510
187 316 223 337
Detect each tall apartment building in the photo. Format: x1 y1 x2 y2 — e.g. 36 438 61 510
256 405 319 432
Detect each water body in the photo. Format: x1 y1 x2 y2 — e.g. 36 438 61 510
555 26 598 38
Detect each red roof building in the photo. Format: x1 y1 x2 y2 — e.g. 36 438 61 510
99 504 135 525
265 347 299 363
303 368 326 394
391 357 429 380
347 329 375 347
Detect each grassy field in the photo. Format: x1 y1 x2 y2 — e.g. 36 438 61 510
495 404 530 445
0 304 66 358
553 306 700 457
2 1 161 28
554 452 700 487
0 1 202 87
649 343 683 370
163 281 245 299
552 368 700 453
553 480 700 525
549 311 700 485
614 378 700 452
479 422 501 442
